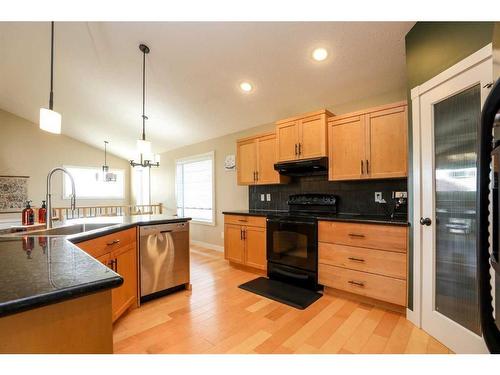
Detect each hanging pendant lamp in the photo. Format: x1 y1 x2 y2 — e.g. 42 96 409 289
40 21 62 134
130 44 160 168
98 141 117 182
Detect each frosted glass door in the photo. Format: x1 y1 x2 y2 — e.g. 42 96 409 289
418 53 491 353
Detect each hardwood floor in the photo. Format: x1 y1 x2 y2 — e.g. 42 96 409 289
113 245 451 354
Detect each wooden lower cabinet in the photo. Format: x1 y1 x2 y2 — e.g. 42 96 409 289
224 215 266 271
318 220 408 307
75 227 138 322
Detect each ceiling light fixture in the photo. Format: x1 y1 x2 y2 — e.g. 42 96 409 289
239 81 253 93
130 44 160 168
98 141 117 182
312 47 328 62
39 21 62 134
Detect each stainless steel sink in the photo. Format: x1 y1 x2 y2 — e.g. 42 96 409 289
6 223 117 237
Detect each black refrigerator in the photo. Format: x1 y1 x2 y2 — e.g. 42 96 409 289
478 22 500 353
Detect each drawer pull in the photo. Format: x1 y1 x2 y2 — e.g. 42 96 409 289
348 233 365 238
238 219 248 222
347 257 365 263
106 239 120 246
348 280 365 287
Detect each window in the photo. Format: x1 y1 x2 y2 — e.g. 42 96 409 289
175 152 215 224
63 165 125 200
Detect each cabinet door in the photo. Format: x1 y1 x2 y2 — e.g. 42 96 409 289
237 140 258 185
224 224 245 264
299 115 327 159
244 226 267 271
111 244 137 322
256 134 280 184
328 115 366 181
276 121 299 162
366 105 408 179
95 253 111 268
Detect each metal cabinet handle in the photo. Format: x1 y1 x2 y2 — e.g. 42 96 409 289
348 280 365 287
366 159 369 174
348 257 365 263
298 143 302 155
115 258 118 272
348 233 365 238
295 144 298 156
361 160 364 174
108 259 116 271
255 171 259 181
106 239 120 246
240 229 243 240
242 229 246 240
237 219 248 222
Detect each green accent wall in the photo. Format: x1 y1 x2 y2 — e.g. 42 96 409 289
405 22 494 310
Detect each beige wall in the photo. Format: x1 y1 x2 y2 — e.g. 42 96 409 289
0 109 131 220
151 88 406 248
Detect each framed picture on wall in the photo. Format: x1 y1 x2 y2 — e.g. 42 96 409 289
0 176 29 213
224 154 236 171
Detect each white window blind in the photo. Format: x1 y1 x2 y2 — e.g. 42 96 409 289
63 165 125 200
175 152 214 224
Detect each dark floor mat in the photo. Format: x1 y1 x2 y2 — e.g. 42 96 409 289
238 277 322 310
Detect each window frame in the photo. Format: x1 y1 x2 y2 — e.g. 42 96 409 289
62 165 126 200
175 151 216 226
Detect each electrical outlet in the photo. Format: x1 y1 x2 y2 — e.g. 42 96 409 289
375 192 386 203
260 194 265 201
393 191 408 199
266 193 271 202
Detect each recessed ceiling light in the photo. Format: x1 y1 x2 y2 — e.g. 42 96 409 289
312 48 328 61
239 81 253 93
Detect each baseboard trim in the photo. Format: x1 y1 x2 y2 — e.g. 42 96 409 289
190 240 224 252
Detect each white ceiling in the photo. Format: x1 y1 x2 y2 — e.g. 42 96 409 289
0 22 414 160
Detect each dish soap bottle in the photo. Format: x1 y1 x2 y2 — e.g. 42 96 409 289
38 200 47 224
22 200 35 226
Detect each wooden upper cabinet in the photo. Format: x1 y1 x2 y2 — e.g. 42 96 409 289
329 115 366 181
276 110 332 162
236 132 288 186
328 101 408 181
366 105 408 179
276 121 299 162
237 140 257 185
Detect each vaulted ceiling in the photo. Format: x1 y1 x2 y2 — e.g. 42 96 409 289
0 22 414 159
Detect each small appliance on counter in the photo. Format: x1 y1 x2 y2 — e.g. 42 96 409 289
21 201 35 226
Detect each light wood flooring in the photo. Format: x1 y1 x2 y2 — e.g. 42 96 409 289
113 245 451 354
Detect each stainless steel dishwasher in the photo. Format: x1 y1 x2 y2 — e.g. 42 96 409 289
139 221 190 302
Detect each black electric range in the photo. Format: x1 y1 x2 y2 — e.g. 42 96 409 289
266 194 337 290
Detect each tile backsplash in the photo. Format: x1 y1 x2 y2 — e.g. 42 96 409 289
249 175 407 217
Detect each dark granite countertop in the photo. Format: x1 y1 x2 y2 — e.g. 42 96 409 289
222 210 408 226
0 214 191 318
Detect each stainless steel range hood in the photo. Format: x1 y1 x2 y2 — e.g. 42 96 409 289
273 157 328 176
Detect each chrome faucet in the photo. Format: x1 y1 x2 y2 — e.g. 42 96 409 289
46 167 76 229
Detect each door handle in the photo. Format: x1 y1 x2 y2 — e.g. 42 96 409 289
348 233 365 238
348 280 365 287
298 143 302 156
255 171 259 181
348 257 365 263
106 239 120 246
366 159 369 174
295 144 298 156
361 160 364 174
420 217 432 226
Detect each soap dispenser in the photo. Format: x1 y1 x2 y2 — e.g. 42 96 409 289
38 200 47 224
22 200 35 226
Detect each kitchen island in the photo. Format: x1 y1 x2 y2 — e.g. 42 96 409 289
0 214 191 353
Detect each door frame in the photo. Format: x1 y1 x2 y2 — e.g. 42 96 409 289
410 44 492 346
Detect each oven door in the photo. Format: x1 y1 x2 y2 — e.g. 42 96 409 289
266 218 317 272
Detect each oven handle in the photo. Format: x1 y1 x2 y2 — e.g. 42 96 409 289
267 219 316 226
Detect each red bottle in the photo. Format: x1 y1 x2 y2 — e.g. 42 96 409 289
22 200 35 226
38 200 47 224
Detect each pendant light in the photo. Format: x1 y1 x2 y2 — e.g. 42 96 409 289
40 21 62 134
130 44 160 168
97 141 117 182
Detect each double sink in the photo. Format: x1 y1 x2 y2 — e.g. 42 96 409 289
2 223 119 237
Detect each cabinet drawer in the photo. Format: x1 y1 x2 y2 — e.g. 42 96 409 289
319 242 406 279
224 214 266 228
318 221 407 253
75 227 137 259
319 264 406 306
